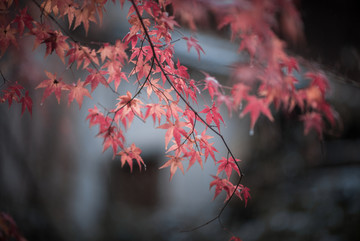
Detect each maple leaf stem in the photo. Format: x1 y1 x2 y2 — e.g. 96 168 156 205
174 116 198 152
130 0 244 230
156 38 182 48
192 132 202 154
0 70 7 88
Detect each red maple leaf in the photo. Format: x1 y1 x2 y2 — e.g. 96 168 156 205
145 103 166 125
98 40 128 64
67 79 92 109
2 82 23 107
216 94 233 116
123 32 139 49
42 31 69 63
216 157 241 180
36 71 70 104
86 105 102 128
84 68 108 92
117 143 145 172
59 1 79 28
202 72 220 100
165 100 183 120
128 14 150 39
175 59 190 79
73 4 97 35
159 12 179 30
67 43 99 69
239 33 259 59
0 24 17 56
209 175 234 201
105 61 128 91
281 57 299 73
158 119 188 149
240 96 274 133
185 149 203 171
319 102 337 126
99 126 124 158
196 130 218 162
229 237 242 241
183 36 205 60
305 72 329 95
30 22 51 50
200 103 224 132
115 91 144 123
144 78 162 98
301 112 324 139
159 154 185 180
20 90 32 115
13 7 33 35
130 55 151 81
240 186 251 207
231 83 249 110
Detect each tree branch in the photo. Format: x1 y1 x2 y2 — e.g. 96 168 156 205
130 0 244 231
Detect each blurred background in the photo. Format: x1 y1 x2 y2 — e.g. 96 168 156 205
1 0 360 240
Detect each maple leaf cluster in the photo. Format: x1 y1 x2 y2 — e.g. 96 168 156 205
0 0 339 239
191 1 338 139
0 81 32 116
